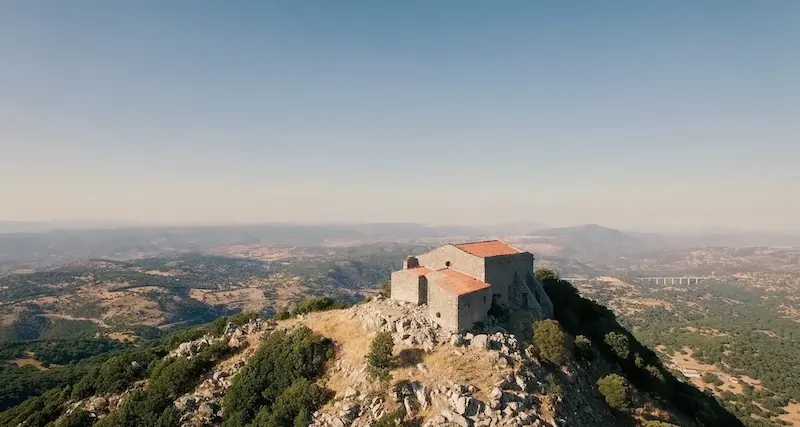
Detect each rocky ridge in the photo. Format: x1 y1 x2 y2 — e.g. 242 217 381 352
308 297 628 427
59 297 688 427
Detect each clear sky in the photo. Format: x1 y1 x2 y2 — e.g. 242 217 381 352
1 1 798 231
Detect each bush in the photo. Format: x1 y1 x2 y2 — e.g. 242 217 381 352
373 407 405 427
251 378 330 427
533 320 570 366
703 372 724 386
574 335 597 362
367 332 394 382
222 327 333 425
545 374 562 397
55 408 94 427
377 280 391 298
604 331 630 360
597 374 631 412
535 268 560 282
293 297 346 316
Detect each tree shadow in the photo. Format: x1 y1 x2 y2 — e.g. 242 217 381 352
394 348 425 369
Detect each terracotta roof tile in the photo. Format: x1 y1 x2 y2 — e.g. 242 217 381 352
405 267 432 277
431 269 490 296
455 240 521 257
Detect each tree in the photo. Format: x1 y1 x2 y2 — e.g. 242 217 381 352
604 331 630 360
533 320 570 366
545 374 562 397
597 374 631 412
535 268 559 282
367 332 394 382
377 280 391 298
574 335 597 362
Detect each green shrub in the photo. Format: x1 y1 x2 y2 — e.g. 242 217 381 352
604 331 630 360
222 327 333 425
373 407 405 427
642 421 678 427
597 374 631 412
55 408 94 427
533 319 570 366
545 374 563 397
293 297 346 316
251 378 330 427
574 335 597 362
535 268 560 282
702 372 724 386
367 332 394 382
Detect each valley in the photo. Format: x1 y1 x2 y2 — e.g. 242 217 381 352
0 223 797 427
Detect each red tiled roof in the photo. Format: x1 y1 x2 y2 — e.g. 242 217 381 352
455 240 521 257
405 267 432 277
431 269 490 296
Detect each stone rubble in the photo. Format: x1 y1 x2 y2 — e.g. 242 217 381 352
171 318 276 427
310 297 559 427
65 299 625 427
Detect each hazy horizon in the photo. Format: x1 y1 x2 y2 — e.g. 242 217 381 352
2 2 798 231
1 218 798 235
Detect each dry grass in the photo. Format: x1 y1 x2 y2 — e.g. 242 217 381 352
143 270 179 277
8 352 49 370
302 310 374 394
300 308 511 406
681 326 729 337
211 245 312 261
778 402 800 426
189 287 267 312
664 347 762 395
393 345 511 401
1 305 24 326
107 331 136 342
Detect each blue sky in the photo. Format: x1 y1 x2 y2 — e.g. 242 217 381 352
1 1 798 230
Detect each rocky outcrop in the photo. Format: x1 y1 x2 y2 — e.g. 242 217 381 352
309 298 630 427
61 299 686 427
352 296 448 352
173 319 276 427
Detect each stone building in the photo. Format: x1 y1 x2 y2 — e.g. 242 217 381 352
390 240 553 332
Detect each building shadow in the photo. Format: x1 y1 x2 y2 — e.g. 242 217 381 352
395 348 425 368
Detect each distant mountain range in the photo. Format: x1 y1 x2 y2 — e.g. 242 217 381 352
1 221 799 272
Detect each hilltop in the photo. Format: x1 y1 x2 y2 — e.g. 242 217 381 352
0 274 743 427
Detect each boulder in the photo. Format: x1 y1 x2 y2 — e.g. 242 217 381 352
471 334 489 349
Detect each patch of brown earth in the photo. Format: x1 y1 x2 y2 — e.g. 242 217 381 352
189 287 267 313
211 245 312 261
8 352 49 370
778 401 800 426
664 347 762 396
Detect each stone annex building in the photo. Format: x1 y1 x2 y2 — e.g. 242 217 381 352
390 240 554 332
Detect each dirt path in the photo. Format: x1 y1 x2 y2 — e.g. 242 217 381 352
39 313 110 328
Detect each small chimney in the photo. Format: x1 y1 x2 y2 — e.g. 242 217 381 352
403 256 420 269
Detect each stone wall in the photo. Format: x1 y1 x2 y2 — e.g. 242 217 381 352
457 288 493 331
417 245 485 281
426 274 459 331
483 252 535 306
525 271 554 318
391 270 425 305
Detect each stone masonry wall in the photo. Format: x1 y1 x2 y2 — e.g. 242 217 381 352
457 288 493 331
483 252 535 306
425 274 459 331
391 270 424 305
416 245 485 282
